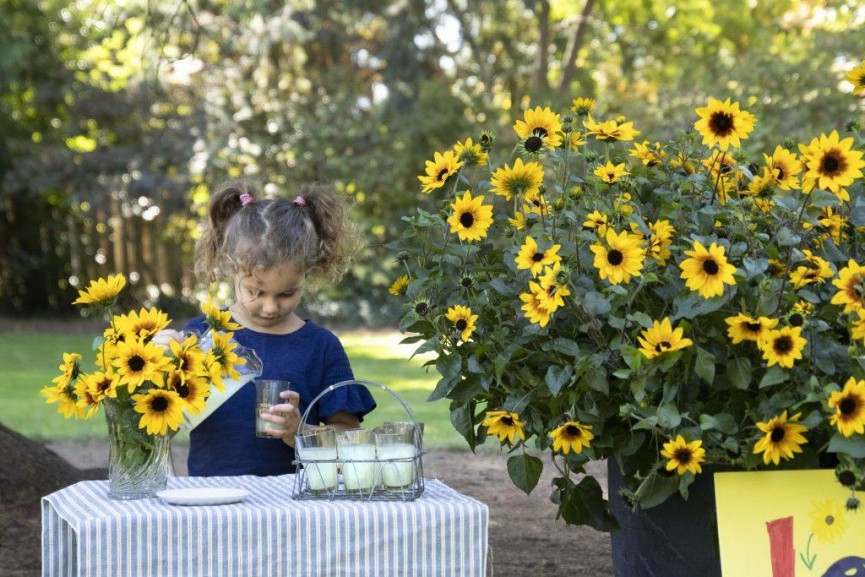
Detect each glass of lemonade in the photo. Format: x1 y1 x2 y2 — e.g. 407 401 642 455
374 427 417 488
295 427 339 493
337 428 377 492
254 379 291 438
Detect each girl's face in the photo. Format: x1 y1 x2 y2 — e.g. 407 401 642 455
234 262 305 330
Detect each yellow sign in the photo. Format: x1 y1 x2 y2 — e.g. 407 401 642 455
715 470 865 577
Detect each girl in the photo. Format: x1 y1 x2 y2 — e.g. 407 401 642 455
154 182 376 477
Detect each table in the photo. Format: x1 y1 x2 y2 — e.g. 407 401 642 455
42 475 489 576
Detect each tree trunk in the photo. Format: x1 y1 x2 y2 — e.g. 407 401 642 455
558 0 598 96
532 0 551 92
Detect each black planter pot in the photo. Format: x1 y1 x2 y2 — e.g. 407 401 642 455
608 461 722 577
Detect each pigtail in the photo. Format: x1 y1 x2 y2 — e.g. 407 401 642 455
299 183 363 284
195 181 257 284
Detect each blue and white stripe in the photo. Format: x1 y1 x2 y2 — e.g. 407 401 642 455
42 476 489 576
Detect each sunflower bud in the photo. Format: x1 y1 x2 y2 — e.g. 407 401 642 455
538 184 548 196
783 137 797 150
396 251 410 263
847 496 861 512
561 115 574 133
584 150 599 163
461 276 473 289
502 226 515 238
846 120 861 133
569 186 582 201
554 197 564 211
554 268 570 286
837 469 858 487
479 131 495 151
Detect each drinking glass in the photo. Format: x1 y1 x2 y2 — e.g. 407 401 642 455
254 379 291 438
337 428 377 492
296 427 339 493
374 428 417 488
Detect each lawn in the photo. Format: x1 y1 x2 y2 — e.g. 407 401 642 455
0 330 473 450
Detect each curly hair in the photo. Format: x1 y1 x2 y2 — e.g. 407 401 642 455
195 181 362 288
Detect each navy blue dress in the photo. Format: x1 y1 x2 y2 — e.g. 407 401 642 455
183 315 376 477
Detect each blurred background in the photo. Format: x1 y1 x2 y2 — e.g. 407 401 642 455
2 0 864 326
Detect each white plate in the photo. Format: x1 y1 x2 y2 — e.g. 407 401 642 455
156 487 249 506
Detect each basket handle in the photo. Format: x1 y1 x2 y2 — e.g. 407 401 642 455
298 379 423 447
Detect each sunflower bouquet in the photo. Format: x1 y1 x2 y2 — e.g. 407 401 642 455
392 64 865 530
41 274 254 497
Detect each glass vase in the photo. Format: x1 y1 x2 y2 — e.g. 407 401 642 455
104 399 172 500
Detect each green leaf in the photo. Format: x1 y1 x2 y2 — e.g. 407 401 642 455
450 401 477 451
507 453 543 495
726 358 752 390
657 404 682 428
436 353 461 380
551 475 618 531
695 347 715 384
546 365 573 396
827 434 865 458
446 376 483 403
411 337 441 359
776 227 801 246
634 473 680 510
699 413 739 435
427 377 454 402
552 338 580 357
759 366 789 389
583 291 611 315
585 371 609 395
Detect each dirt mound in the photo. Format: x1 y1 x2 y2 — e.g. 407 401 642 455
0 424 106 577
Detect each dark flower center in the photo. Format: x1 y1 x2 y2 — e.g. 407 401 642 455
532 252 545 262
838 470 857 487
789 314 804 327
533 127 549 138
840 397 857 416
820 150 846 176
524 136 544 152
773 336 793 354
177 384 190 399
607 249 624 266
455 319 468 331
770 427 786 442
128 355 146 372
500 416 515 427
461 277 473 288
775 166 786 180
71 362 81 380
414 302 429 315
151 396 169 412
460 212 475 227
709 112 735 136
437 168 450 182
702 259 720 275
655 341 672 352
97 379 111 392
674 448 692 464
745 322 763 332
565 424 581 437
179 356 188 370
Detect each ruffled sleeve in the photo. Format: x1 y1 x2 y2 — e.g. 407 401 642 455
316 336 377 423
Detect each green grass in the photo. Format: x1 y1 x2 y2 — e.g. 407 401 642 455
0 330 472 450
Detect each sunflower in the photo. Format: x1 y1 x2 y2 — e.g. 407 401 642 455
845 59 865 96
523 194 551 216
115 307 170 342
831 259 865 313
72 273 126 308
725 314 779 344
73 376 101 419
418 150 463 193
810 500 849 545
447 191 494 242
169 334 207 383
758 326 807 369
763 145 801 190
42 382 83 419
753 411 808 465
743 169 775 199
570 97 595 116
549 421 594 455
490 158 544 200
569 131 587 152
583 115 640 142
508 211 526 230
702 150 742 205
593 161 629 184
537 264 571 313
513 106 563 151
800 131 865 194
51 352 82 388
768 259 788 278
165 369 210 415
445 304 478 342
631 220 675 265
630 141 667 166
637 318 693 359
515 236 562 277
100 324 134 360
803 206 845 245
828 377 865 437
453 137 488 166
583 211 609 237
591 229 645 285
132 388 184 435
482 411 526 444
670 152 695 174
661 436 706 476
679 241 737 299
389 274 411 296
520 282 552 327
789 250 834 289
851 310 865 343
203 352 225 391
693 97 756 151
201 296 243 331
208 331 247 382
79 371 118 404
113 338 172 392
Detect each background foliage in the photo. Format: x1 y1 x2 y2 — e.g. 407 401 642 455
1 0 864 323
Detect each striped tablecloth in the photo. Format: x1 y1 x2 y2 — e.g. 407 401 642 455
42 475 489 577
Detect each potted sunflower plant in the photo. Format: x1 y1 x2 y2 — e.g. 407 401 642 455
390 63 865 575
41 274 257 499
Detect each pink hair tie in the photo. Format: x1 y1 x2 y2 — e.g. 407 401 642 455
239 193 253 206
293 195 307 207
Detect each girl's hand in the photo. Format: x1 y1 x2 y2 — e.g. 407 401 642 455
263 390 302 448
152 329 184 352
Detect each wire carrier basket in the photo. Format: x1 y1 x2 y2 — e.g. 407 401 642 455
292 380 425 502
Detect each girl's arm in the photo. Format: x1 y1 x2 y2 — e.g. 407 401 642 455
322 411 361 433
264 394 361 448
